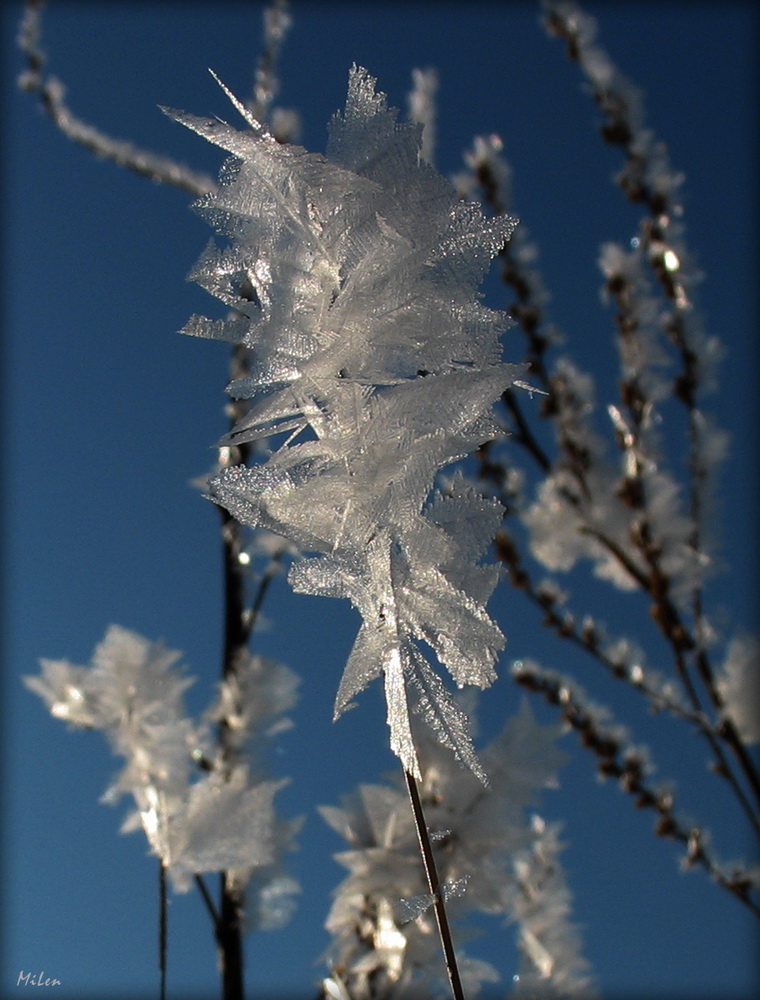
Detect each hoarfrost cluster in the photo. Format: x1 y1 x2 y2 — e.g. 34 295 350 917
168 66 523 778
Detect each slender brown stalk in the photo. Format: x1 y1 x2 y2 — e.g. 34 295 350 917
403 768 466 1000
211 475 250 1000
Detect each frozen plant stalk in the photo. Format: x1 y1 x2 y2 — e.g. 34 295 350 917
167 66 521 777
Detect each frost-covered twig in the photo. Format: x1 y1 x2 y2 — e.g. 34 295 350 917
249 0 292 123
511 816 598 997
17 0 215 197
458 2 760 875
208 9 295 995
542 0 760 826
407 67 438 165
20 6 301 996
512 662 760 917
493 530 712 728
540 0 737 722
24 627 294 891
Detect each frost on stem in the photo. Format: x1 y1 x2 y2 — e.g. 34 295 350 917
716 637 760 746
168 66 523 778
407 67 438 165
16 0 215 197
25 625 299 909
511 816 598 998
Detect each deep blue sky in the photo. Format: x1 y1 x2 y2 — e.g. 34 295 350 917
3 2 759 999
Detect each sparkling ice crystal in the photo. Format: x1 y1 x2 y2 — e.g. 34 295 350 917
169 66 522 777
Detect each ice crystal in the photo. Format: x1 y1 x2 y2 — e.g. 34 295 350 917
205 651 299 765
166 767 281 891
511 816 599 997
170 66 522 777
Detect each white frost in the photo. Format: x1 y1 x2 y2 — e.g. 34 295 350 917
173 66 522 776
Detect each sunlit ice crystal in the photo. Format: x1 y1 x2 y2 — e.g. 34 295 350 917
171 65 523 777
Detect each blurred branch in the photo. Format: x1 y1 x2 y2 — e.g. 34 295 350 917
17 0 216 197
460 2 760 909
513 662 760 918
493 528 712 728
541 0 760 816
211 9 293 998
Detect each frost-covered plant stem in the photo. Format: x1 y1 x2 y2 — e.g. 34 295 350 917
540 0 760 817
494 529 760 845
513 663 760 916
210 7 294 993
17 0 215 197
170 61 520 997
404 769 465 1000
454 0 760 905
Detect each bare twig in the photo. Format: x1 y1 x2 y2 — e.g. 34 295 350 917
404 768 466 1000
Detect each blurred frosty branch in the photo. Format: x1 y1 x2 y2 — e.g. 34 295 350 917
17 0 216 196
457 0 760 916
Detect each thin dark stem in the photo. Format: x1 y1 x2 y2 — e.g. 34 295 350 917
214 352 255 1000
249 552 283 633
214 505 248 1000
158 861 167 1000
217 874 244 1000
194 874 220 929
403 769 466 1000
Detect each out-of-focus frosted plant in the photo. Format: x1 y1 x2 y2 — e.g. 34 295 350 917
509 814 596 998
459 0 760 916
19 4 304 998
318 700 596 999
24 626 299 902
